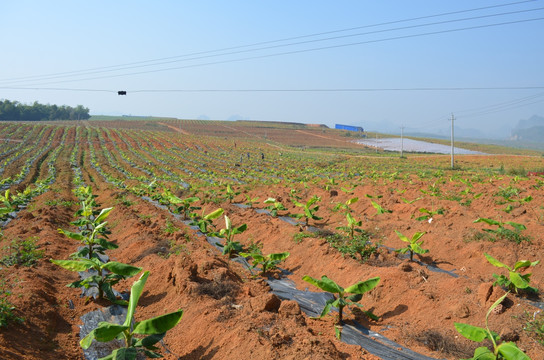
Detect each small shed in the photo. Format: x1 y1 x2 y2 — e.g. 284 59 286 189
335 124 364 132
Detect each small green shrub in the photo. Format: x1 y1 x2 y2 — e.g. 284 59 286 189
326 233 377 262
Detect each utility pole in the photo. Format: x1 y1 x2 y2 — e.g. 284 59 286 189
450 113 455 169
400 125 404 158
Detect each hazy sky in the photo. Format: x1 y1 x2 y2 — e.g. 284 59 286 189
1 1 543 137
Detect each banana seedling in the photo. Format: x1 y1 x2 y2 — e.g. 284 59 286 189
416 207 444 222
394 230 428 261
324 177 336 191
190 208 224 235
333 197 358 213
51 258 142 305
224 184 240 203
0 190 16 220
455 292 530 360
218 215 247 257
371 200 391 215
244 194 260 208
240 251 290 275
302 275 380 338
484 253 539 294
292 195 322 228
60 206 117 260
80 271 183 359
336 212 363 239
340 185 357 194
163 191 200 220
263 198 287 217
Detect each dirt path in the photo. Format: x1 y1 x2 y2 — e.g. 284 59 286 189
294 129 350 144
159 122 191 135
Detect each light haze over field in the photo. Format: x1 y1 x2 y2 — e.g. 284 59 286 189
1 1 543 139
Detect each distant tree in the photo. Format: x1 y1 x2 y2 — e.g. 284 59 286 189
0 99 90 121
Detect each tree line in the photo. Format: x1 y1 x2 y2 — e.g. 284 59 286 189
0 99 90 121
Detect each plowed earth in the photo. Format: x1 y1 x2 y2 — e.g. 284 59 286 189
0 121 543 360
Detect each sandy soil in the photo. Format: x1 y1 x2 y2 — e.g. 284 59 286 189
0 122 543 359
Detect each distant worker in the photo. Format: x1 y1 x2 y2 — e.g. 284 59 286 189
261 152 264 160
247 152 250 159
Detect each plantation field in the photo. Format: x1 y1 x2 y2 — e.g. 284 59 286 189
0 119 543 359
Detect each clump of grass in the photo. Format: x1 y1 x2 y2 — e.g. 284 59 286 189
413 329 474 358
0 277 23 328
507 167 527 176
196 278 239 301
522 311 544 346
157 239 188 259
0 237 44 267
163 219 180 234
292 232 313 243
326 233 378 262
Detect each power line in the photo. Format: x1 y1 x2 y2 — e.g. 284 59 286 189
5 16 544 88
2 86 543 93
407 92 544 130
0 87 114 93
0 2 541 85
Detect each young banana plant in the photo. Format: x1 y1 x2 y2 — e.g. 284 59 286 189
336 212 363 239
51 258 141 305
263 198 287 217
80 271 183 359
162 191 200 220
292 195 322 228
60 206 117 260
394 230 428 261
218 215 247 257
190 208 224 235
302 275 380 332
371 200 391 215
224 184 239 203
240 251 290 275
484 253 539 294
455 292 530 360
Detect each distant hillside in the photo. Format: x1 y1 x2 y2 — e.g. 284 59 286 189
510 115 544 142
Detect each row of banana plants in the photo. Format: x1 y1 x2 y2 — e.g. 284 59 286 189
0 127 68 224
51 185 183 359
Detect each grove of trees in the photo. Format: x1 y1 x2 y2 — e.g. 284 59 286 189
0 99 90 121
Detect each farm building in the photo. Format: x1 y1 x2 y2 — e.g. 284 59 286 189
335 124 364 132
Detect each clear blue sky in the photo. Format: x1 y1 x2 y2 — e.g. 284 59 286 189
1 1 543 138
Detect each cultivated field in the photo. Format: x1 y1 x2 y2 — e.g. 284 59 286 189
0 119 543 360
